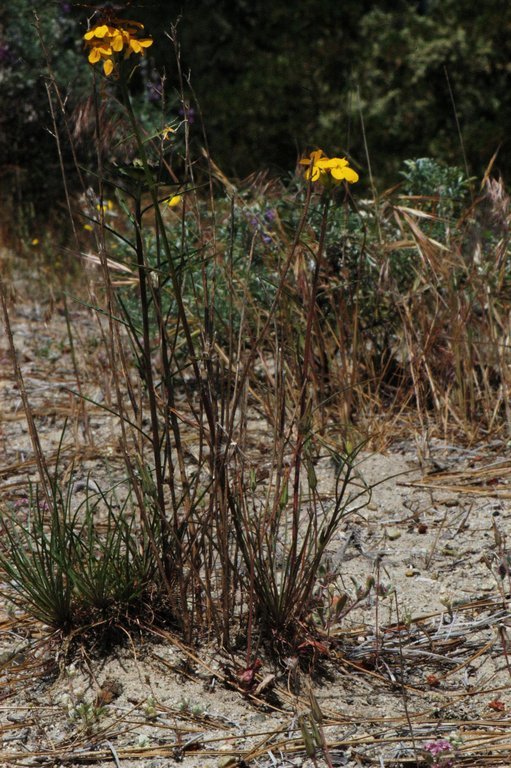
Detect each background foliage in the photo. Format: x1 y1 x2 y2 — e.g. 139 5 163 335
0 0 509 216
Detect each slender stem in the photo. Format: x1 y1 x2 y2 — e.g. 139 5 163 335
120 78 217 446
0 277 52 514
133 195 169 552
289 194 331 587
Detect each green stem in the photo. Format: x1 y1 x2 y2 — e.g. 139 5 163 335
133 195 169 557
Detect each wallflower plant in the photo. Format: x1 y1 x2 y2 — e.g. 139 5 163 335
11 13 368 663
300 149 359 187
83 19 153 77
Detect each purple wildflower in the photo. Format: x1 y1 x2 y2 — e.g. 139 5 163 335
146 72 163 103
424 739 452 757
179 105 195 124
147 83 162 103
424 739 453 765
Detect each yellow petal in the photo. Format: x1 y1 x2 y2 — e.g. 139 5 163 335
93 24 110 38
305 165 322 182
129 37 153 53
330 166 359 183
167 195 182 208
310 149 324 160
112 33 124 52
103 58 114 76
315 159 334 169
344 167 359 183
320 157 348 169
83 29 97 40
301 149 324 165
88 47 101 64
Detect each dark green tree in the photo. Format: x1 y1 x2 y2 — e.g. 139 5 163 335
1 0 509 215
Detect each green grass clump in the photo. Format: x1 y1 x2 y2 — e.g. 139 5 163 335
0 470 165 636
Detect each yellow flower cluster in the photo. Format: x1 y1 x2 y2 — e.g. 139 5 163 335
300 149 359 186
83 20 153 77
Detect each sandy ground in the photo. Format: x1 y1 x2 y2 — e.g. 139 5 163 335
3 288 511 767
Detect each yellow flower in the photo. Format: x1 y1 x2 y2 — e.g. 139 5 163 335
320 157 359 184
299 149 327 182
161 125 176 141
83 20 153 77
167 195 182 208
127 37 154 56
300 150 359 186
31 238 39 246
96 199 114 213
84 24 111 39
